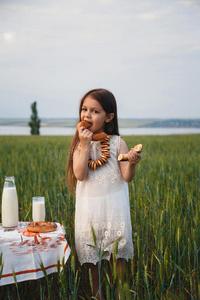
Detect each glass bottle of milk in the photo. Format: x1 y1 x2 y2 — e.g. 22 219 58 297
1 176 19 227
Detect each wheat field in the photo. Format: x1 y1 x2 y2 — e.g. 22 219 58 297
0 134 199 299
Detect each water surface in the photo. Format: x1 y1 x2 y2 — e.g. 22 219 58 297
0 126 200 136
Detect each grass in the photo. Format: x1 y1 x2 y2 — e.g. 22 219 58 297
0 134 199 299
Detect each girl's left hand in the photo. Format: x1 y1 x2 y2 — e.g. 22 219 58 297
127 149 142 165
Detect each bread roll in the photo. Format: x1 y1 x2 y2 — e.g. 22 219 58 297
27 222 57 233
118 144 143 161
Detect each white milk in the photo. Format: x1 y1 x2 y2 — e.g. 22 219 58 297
32 200 45 222
2 187 18 227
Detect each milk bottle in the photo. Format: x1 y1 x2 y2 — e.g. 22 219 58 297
1 176 19 227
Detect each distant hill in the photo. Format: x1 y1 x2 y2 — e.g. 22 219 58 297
138 119 200 128
0 118 199 128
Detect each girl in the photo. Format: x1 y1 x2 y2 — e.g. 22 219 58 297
66 88 141 297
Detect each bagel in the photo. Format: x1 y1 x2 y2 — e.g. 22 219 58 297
27 222 57 233
132 144 143 153
92 132 108 142
77 120 92 131
118 144 143 161
77 121 108 142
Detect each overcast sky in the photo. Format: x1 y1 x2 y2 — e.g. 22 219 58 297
0 0 200 119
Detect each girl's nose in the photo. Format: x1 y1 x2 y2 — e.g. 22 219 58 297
85 110 91 117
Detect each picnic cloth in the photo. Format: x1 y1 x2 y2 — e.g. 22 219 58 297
0 222 71 286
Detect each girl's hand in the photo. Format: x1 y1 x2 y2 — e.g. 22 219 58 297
78 126 93 149
127 149 141 165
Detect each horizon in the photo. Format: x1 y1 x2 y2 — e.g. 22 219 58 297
0 117 200 121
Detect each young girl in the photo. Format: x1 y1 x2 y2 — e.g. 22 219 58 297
66 88 141 297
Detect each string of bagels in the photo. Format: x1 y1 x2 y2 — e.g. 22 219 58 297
77 120 143 170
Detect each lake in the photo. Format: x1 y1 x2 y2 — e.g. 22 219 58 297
0 126 200 136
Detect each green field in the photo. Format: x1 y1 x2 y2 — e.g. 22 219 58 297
0 134 199 299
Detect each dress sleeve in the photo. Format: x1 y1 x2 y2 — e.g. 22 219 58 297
118 136 129 155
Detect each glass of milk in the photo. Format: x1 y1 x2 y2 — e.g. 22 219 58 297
32 197 45 222
2 176 19 227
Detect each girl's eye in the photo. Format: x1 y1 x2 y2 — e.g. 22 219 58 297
94 110 99 113
82 108 87 111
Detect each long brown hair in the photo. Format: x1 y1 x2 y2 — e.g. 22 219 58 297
66 88 119 193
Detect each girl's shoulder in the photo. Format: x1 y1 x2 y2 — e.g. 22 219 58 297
110 134 120 145
118 136 128 154
109 135 127 153
110 135 127 145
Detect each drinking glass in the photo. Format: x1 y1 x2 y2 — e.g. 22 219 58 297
32 197 45 222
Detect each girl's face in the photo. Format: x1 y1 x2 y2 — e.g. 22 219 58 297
81 96 112 134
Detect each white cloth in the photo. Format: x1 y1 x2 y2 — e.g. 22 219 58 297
75 135 134 265
0 222 71 286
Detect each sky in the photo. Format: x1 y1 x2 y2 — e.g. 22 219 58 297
0 0 200 119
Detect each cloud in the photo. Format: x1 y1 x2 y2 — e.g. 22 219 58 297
3 32 15 42
101 0 114 4
0 0 200 118
137 12 159 20
179 1 195 7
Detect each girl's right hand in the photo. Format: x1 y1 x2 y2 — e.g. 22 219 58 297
78 126 93 149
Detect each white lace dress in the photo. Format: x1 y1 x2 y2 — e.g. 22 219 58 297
75 135 134 265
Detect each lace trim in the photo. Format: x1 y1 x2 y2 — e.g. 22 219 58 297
76 228 134 265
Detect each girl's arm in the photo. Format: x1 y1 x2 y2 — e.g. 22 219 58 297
118 137 141 182
73 127 93 181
